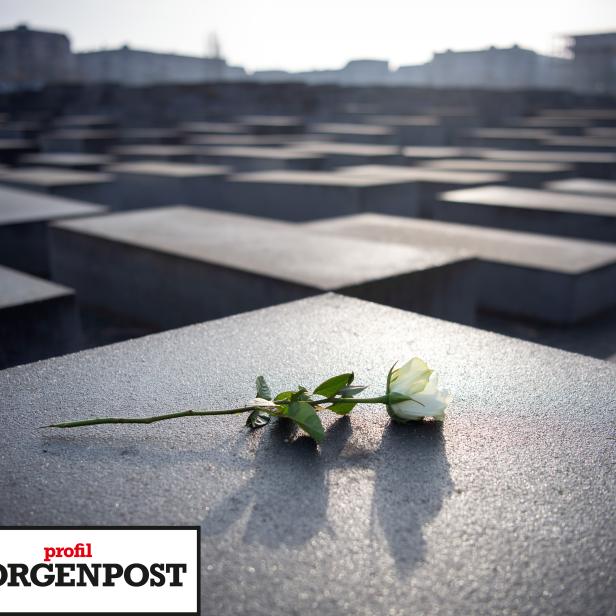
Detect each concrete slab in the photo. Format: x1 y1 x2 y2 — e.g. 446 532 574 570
20 152 114 172
402 146 476 161
545 178 616 198
0 139 38 165
50 206 477 328
303 212 616 323
307 122 395 144
221 169 423 219
178 121 249 134
192 146 324 171
111 145 198 163
418 158 574 187
361 115 447 145
0 293 614 616
335 165 505 216
475 149 616 180
539 136 616 152
464 128 556 148
236 115 305 134
185 134 286 146
0 167 116 205
288 141 403 168
53 115 116 130
119 128 182 145
435 185 616 243
105 161 230 210
40 129 118 154
0 185 106 275
0 264 80 368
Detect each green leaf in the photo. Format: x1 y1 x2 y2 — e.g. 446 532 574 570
274 390 295 402
338 384 368 398
255 376 272 401
290 387 310 402
246 409 271 429
287 401 325 443
313 373 354 398
328 401 357 415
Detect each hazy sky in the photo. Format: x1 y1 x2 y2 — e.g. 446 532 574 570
2 0 616 72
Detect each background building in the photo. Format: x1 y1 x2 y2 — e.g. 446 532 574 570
0 24 76 87
569 32 616 94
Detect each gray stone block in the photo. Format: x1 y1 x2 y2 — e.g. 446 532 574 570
307 122 395 144
20 152 114 172
220 170 424 219
288 141 403 168
419 158 574 187
105 162 230 210
335 165 505 216
0 185 106 275
436 185 616 243
475 148 616 180
304 212 616 323
40 129 117 154
0 167 117 206
236 115 305 134
0 139 38 165
0 293 613 616
363 115 448 146
192 146 324 171
0 264 81 368
50 206 477 328
111 145 198 163
463 128 556 148
545 178 616 198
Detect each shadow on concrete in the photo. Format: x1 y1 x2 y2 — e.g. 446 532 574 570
202 417 352 548
372 421 453 577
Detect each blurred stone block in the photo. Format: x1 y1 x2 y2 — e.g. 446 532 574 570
192 146 323 171
0 167 116 205
221 170 423 219
436 185 616 242
106 162 229 210
418 158 574 187
0 264 81 369
304 212 616 323
50 206 477 328
20 152 114 172
40 129 117 154
288 141 403 168
0 185 106 275
545 177 616 198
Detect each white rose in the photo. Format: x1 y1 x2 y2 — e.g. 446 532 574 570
386 357 451 422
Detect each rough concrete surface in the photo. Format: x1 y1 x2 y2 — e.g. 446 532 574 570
0 294 614 616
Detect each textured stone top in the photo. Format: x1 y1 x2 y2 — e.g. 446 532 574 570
403 146 476 159
229 169 417 187
236 115 304 127
111 145 197 157
309 122 394 136
545 178 616 198
53 206 468 290
440 185 616 217
367 114 441 126
476 148 616 163
419 158 573 173
288 141 401 156
106 161 230 177
0 167 114 188
303 212 616 274
20 153 114 167
193 146 322 160
0 294 614 616
178 122 249 134
0 264 73 309
336 164 505 185
0 184 105 225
